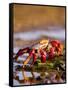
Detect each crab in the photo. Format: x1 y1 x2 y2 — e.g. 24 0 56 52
14 39 63 65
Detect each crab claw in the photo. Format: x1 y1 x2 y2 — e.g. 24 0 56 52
50 40 60 47
50 40 63 56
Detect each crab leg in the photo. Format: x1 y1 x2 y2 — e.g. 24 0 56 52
22 68 28 82
40 49 46 63
31 53 37 65
14 47 30 61
24 49 35 65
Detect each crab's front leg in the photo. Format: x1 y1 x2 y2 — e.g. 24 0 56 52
24 49 35 65
40 49 47 63
14 47 30 61
32 52 38 65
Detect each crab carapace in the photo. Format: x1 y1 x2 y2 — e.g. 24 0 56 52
14 39 63 65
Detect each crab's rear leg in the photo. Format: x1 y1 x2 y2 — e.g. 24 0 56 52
14 47 30 61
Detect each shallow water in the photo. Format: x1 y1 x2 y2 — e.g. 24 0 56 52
14 28 65 41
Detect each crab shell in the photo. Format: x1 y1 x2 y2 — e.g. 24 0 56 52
32 39 49 50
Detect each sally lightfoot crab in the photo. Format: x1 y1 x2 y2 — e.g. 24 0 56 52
14 39 63 65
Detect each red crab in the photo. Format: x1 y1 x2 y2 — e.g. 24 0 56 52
50 40 63 55
14 40 63 65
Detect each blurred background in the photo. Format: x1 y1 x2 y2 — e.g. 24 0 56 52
13 4 65 53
